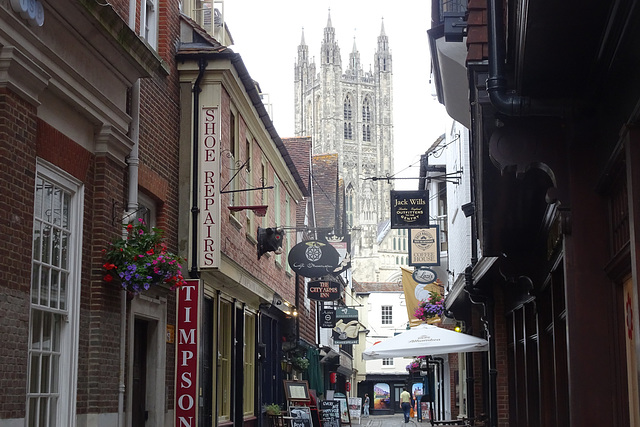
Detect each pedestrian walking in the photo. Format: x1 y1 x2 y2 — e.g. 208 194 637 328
400 387 412 423
363 393 370 417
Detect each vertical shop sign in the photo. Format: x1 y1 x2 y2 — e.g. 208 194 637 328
176 279 200 427
199 106 221 268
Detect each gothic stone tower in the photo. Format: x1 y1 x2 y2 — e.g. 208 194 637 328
294 12 394 282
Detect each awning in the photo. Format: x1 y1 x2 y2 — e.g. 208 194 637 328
362 324 488 360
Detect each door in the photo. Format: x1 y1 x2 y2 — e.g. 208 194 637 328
200 296 214 426
133 318 148 426
393 385 404 414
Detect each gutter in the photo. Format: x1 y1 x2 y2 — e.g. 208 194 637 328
190 58 207 278
486 0 569 118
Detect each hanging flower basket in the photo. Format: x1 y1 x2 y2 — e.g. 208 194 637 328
414 290 444 322
406 356 427 372
103 219 186 295
292 356 310 371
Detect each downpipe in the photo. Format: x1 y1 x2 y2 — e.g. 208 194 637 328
118 77 141 427
190 58 207 278
486 0 569 118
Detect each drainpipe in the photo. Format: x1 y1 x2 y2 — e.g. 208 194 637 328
118 77 141 427
190 58 207 278
486 0 569 118
119 4 140 423
465 273 496 427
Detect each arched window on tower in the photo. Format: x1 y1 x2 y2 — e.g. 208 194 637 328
363 124 371 142
344 97 352 120
362 98 372 141
362 98 371 122
346 184 354 228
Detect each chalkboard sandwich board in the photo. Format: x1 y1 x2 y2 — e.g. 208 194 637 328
320 400 341 427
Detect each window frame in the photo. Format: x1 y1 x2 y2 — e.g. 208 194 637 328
142 0 159 49
381 305 393 325
27 160 83 427
243 311 256 416
217 299 233 421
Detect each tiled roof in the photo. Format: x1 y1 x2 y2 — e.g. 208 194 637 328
312 153 339 230
354 281 403 293
466 0 489 63
283 137 312 193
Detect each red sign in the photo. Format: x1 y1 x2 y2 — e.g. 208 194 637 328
176 279 200 427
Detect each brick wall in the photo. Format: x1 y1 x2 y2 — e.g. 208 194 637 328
0 87 37 419
218 87 299 305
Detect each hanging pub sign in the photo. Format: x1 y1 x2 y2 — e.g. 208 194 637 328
408 226 440 266
308 280 342 301
324 233 351 275
390 190 430 229
332 307 360 345
321 308 337 328
288 240 341 278
413 267 437 284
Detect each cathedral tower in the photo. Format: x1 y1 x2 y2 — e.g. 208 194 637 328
294 12 395 282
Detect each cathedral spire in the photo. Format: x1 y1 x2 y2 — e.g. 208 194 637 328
375 17 392 73
297 27 308 65
321 8 340 65
348 34 361 75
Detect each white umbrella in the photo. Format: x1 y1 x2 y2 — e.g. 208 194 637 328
362 324 488 360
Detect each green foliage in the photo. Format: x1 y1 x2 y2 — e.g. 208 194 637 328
263 403 281 415
103 219 186 294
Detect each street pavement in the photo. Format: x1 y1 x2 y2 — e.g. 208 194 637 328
356 414 426 426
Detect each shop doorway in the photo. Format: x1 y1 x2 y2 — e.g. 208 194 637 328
132 318 149 425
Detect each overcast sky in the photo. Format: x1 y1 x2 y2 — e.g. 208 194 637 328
223 0 449 190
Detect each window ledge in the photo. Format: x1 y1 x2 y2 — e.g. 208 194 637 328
229 213 243 231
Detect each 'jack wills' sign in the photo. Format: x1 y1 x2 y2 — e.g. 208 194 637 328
390 190 429 229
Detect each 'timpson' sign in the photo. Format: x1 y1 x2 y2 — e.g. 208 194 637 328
176 280 200 427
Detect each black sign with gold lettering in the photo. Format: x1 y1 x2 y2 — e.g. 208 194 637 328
308 280 342 301
390 190 430 229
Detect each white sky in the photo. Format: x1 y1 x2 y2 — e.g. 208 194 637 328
223 0 450 190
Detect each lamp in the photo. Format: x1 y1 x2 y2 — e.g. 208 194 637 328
461 202 475 217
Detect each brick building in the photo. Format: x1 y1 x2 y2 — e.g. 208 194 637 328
430 0 640 425
1 1 313 427
1 1 180 425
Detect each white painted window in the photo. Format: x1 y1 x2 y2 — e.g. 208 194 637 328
381 305 392 325
142 0 158 49
27 161 83 427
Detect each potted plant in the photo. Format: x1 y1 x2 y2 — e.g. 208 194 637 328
406 356 427 372
263 403 281 416
292 355 310 371
103 219 186 295
414 290 444 322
